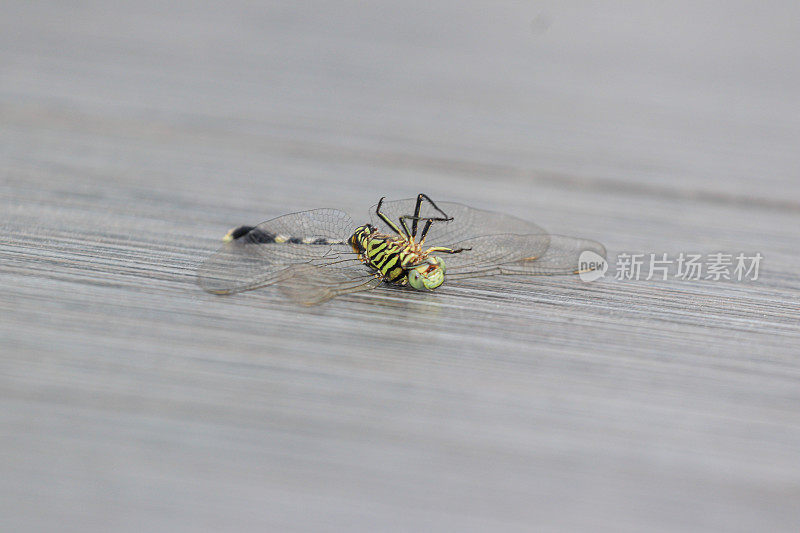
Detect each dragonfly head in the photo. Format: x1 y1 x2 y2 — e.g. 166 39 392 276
407 256 446 290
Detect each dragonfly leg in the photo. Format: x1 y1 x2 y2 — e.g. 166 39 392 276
375 196 405 236
411 193 424 237
402 245 472 270
416 194 450 228
378 193 453 242
405 194 453 238
418 219 433 243
424 246 471 254
400 215 446 242
397 193 426 239
398 217 413 239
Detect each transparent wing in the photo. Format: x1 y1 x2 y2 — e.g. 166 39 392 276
369 198 546 247
197 209 357 294
369 197 605 280
445 234 607 279
277 258 383 305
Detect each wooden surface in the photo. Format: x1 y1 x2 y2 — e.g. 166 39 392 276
2 2 800 531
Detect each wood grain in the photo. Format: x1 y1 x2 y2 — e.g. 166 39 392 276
2 2 799 532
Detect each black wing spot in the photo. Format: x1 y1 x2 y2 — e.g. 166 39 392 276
288 237 303 244
313 238 329 244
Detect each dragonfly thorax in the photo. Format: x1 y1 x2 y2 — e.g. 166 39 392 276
349 224 446 290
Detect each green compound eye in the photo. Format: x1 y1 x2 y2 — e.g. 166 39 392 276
408 268 425 290
407 257 446 291
423 267 444 289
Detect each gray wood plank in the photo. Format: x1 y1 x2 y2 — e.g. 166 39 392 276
2 2 799 532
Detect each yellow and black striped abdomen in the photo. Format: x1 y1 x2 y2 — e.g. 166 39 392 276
350 225 407 283
224 225 341 245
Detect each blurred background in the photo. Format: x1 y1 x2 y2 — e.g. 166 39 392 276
2 2 799 532
5 2 798 214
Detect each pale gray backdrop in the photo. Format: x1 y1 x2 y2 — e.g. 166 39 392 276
2 2 799 532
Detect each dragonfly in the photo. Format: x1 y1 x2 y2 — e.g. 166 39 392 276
197 194 606 305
